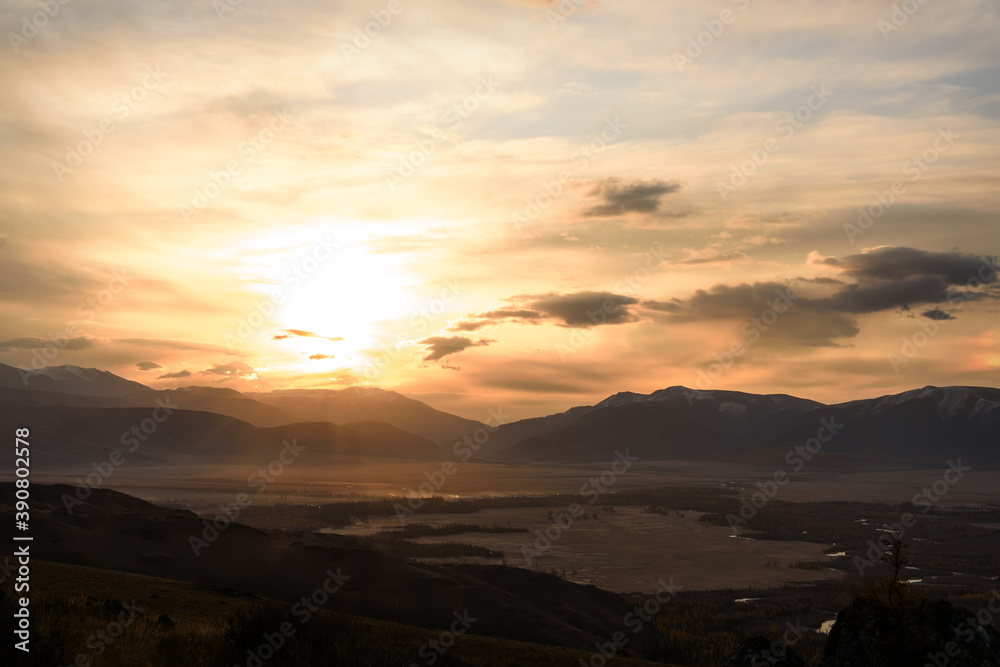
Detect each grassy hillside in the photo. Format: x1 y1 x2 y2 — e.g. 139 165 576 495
3 559 673 666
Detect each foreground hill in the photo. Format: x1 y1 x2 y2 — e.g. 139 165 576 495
0 483 667 660
3 560 668 667
493 385 1000 469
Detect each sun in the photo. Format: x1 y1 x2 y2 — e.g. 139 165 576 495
276 244 416 366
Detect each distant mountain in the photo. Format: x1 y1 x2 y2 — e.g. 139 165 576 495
0 363 484 444
0 363 153 399
247 387 485 446
157 386 295 428
0 405 443 470
495 385 1000 469
261 420 442 459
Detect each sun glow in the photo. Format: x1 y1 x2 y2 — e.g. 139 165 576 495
276 244 417 367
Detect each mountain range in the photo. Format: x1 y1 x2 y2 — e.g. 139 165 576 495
1 362 997 470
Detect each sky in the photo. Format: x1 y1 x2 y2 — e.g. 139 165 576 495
1 0 998 420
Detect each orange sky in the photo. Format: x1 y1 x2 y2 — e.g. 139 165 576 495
1 0 998 419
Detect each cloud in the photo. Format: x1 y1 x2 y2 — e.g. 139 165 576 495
276 329 344 341
669 251 749 266
116 338 237 354
646 247 998 346
308 353 333 360
0 335 99 351
582 178 680 217
813 247 998 285
794 276 845 285
453 292 642 331
419 336 494 362
201 361 258 378
530 291 641 327
922 308 955 321
157 369 192 379
135 361 163 371
649 281 861 347
454 294 639 331
809 248 999 313
816 276 964 313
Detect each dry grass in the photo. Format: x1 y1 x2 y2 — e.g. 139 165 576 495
6 559 672 666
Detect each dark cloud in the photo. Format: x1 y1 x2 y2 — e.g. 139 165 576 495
450 295 639 331
794 276 845 285
201 361 257 378
481 309 545 320
808 248 998 313
816 276 960 313
0 335 99 351
308 353 333 360
419 336 494 362
645 248 997 346
816 247 998 285
157 370 192 379
650 281 860 347
135 361 163 371
582 178 680 217
450 308 544 331
922 308 955 321
663 282 800 321
450 320 491 332
444 247 995 349
529 291 641 327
